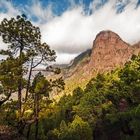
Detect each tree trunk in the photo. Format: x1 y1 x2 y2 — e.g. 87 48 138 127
18 22 24 120
27 124 31 140
25 58 33 102
17 46 23 134
18 84 22 119
34 93 39 140
35 118 39 140
21 59 33 117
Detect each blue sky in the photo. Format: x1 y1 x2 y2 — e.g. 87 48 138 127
2 0 129 22
8 0 140 17
11 0 94 15
6 0 93 19
0 0 140 64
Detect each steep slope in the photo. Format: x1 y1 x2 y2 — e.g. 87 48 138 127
61 49 92 79
69 49 92 68
132 41 140 55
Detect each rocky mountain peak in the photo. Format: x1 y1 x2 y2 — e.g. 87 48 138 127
94 30 121 45
93 30 128 50
89 30 133 72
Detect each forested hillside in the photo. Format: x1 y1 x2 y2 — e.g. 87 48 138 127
43 54 140 140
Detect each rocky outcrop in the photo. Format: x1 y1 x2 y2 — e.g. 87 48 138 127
88 30 133 72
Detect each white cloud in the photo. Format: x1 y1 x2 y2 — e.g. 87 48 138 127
39 0 140 58
40 7 92 54
0 0 140 64
25 0 54 23
0 1 20 18
55 52 78 64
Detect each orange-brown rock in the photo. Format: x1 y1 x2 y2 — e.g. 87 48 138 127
88 30 133 72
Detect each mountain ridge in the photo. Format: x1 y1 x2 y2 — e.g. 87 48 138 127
51 30 140 97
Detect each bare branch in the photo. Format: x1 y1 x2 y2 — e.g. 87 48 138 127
32 56 43 69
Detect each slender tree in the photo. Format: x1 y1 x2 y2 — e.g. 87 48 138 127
29 72 64 140
0 14 41 118
0 15 64 137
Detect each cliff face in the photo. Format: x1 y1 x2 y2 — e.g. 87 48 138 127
88 30 133 72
